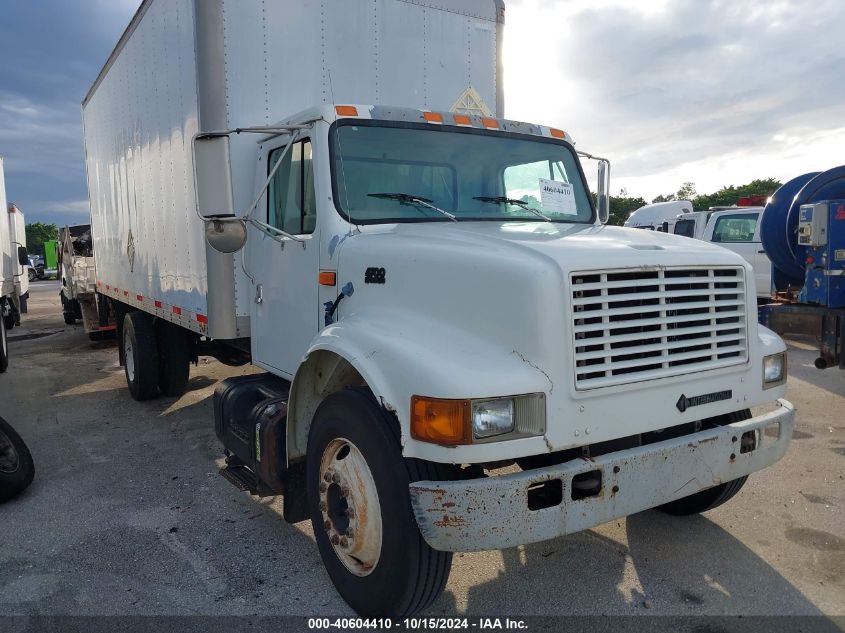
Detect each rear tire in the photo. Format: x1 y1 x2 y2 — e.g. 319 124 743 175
307 388 453 617
157 322 191 397
122 312 160 401
0 416 35 502
0 315 8 374
3 313 13 331
657 409 752 516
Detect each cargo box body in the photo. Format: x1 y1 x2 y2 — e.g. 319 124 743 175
82 0 503 339
8 203 28 298
0 157 14 297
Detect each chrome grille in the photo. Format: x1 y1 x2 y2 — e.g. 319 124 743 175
571 267 748 390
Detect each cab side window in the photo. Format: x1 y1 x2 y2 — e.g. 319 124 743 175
268 140 316 235
712 214 758 243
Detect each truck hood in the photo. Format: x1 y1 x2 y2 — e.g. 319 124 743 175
361 221 747 271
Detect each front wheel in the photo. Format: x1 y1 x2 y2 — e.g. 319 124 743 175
0 416 35 502
28 268 35 282
657 409 752 516
307 388 453 617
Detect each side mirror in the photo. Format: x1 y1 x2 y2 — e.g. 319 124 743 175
17 245 29 267
193 135 235 219
597 159 611 224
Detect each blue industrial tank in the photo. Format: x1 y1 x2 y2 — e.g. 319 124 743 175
762 166 845 294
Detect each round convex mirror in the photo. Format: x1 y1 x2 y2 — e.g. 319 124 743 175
205 219 247 253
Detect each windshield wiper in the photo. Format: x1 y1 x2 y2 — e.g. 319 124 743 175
473 196 552 222
367 192 457 222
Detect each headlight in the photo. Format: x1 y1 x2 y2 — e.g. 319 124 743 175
472 398 515 439
763 352 786 388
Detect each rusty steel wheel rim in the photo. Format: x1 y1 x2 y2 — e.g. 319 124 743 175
0 428 20 474
318 437 382 577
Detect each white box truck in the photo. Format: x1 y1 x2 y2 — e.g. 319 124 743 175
1 159 31 373
84 0 795 617
58 223 115 338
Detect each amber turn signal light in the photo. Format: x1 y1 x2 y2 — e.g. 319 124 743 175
319 271 337 286
411 396 472 445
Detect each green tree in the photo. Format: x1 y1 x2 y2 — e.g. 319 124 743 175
25 223 58 254
676 181 697 200
652 193 676 203
693 178 781 211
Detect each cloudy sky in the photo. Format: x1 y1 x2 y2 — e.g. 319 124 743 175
1 0 843 225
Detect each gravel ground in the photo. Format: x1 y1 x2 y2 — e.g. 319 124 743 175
1 282 843 621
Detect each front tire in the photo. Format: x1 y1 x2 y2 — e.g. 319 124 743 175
122 312 160 401
657 409 752 516
307 388 453 617
0 416 35 502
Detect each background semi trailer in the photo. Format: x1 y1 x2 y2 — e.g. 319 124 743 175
84 0 795 617
1 157 31 373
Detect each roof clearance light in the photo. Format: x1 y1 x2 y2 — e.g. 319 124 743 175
423 112 444 123
454 114 472 126
335 105 358 117
481 118 499 129
550 128 566 139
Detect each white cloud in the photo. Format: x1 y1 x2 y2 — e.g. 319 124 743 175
504 0 845 201
45 200 90 214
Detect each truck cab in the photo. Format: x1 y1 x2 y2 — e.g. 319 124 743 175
196 104 794 613
624 200 693 232
702 207 772 299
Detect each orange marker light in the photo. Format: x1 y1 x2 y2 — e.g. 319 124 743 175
423 111 443 123
454 114 472 126
550 128 566 139
335 105 358 117
411 396 472 445
319 271 337 286
481 118 499 129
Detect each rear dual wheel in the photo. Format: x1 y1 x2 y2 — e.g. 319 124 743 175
122 312 191 401
307 388 453 617
0 314 8 373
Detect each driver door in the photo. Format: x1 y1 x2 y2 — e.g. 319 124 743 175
249 135 320 378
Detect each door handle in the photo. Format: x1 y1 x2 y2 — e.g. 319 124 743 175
255 284 264 304
757 250 766 254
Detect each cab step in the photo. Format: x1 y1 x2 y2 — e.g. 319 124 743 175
219 459 259 495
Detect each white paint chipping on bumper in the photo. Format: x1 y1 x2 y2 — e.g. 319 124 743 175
409 400 795 552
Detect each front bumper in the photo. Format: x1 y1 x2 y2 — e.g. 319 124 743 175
409 400 794 552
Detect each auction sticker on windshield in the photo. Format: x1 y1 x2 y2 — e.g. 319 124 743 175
539 178 577 215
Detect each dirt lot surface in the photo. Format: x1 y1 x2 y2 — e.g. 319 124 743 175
1 282 843 622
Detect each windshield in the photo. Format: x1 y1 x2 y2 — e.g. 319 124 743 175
331 123 594 224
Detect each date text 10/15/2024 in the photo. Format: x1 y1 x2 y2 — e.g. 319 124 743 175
307 618 528 630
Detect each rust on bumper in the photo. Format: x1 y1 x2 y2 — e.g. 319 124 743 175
409 400 795 552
